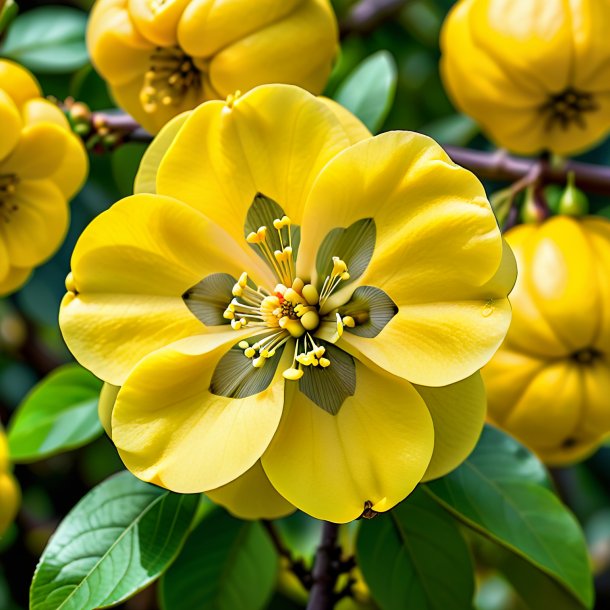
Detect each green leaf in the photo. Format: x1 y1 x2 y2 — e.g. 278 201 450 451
160 508 278 610
30 471 199 610
421 114 479 146
333 50 397 133
8 364 103 462
356 488 475 610
425 425 593 609
0 6 88 73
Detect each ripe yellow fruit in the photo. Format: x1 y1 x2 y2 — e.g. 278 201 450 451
483 215 610 465
441 0 610 156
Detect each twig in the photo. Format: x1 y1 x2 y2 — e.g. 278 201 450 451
445 145 610 196
263 521 313 591
340 0 409 37
307 521 342 610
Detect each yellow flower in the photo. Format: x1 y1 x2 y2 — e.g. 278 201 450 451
0 59 88 296
87 0 338 134
440 0 610 156
0 423 19 535
60 85 515 523
483 215 610 465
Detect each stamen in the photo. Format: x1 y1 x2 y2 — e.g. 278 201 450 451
141 46 201 113
319 257 350 310
0 174 19 224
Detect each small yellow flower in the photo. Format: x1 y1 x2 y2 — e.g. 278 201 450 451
60 85 515 523
0 423 19 535
440 0 610 156
88 0 338 134
0 59 88 296
483 215 610 465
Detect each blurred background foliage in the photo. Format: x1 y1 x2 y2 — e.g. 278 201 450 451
1 0 610 609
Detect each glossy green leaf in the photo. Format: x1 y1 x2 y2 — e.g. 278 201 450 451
356 488 475 610
0 6 88 73
30 471 199 610
425 426 593 609
334 50 397 133
160 508 278 610
8 364 103 462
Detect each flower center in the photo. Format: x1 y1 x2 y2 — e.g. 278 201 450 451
0 174 18 224
141 46 201 113
224 214 355 381
539 87 598 132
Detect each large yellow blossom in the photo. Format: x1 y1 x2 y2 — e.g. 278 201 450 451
0 60 88 296
88 0 338 134
441 0 610 156
60 85 515 523
0 424 19 535
483 216 610 465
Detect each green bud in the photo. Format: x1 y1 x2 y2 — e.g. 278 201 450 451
543 184 564 214
558 172 589 217
490 186 513 227
520 186 546 224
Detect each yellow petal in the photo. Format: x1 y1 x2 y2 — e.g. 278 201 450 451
112 333 285 492
298 131 503 294
525 217 600 352
262 361 434 523
540 436 603 467
0 59 41 109
504 361 583 453
21 98 69 129
207 0 337 98
0 90 21 162
207 460 295 520
177 0 303 58
482 347 548 427
88 0 153 86
0 264 32 297
60 194 272 385
417 372 486 482
318 97 372 144
134 111 190 194
502 224 567 357
300 132 511 386
50 133 89 199
0 472 20 535
2 123 68 179
99 382 120 438
157 85 351 247
0 180 68 267
128 0 190 47
582 217 610 352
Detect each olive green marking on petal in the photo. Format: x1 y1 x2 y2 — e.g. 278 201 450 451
245 192 301 260
341 286 398 338
183 273 235 326
299 341 356 416
210 342 286 399
315 218 375 288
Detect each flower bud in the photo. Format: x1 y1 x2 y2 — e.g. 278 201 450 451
558 172 589 217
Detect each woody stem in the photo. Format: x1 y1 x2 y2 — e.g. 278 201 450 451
307 521 342 610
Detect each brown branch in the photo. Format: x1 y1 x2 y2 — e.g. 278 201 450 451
306 521 342 610
444 145 610 196
263 521 313 591
340 0 409 37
